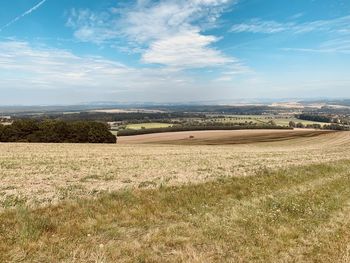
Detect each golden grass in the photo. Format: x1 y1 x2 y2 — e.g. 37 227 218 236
1 161 350 262
1 131 350 208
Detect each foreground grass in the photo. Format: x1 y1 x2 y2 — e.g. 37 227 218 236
1 161 350 262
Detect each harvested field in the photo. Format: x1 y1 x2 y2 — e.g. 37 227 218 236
118 129 333 145
1 131 349 208
1 131 350 262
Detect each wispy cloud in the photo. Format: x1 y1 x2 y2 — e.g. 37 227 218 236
230 19 289 34
282 38 350 54
230 15 350 35
0 0 48 32
230 15 350 55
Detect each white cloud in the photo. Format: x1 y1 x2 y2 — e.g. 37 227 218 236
120 0 231 43
0 0 48 32
66 0 241 69
142 29 233 68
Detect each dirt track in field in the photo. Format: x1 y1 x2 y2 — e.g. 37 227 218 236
118 129 334 145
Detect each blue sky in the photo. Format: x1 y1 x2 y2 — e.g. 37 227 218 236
0 0 349 105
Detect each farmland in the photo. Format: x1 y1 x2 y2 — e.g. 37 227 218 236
118 129 332 145
1 130 350 262
205 115 330 126
126 122 173 130
1 130 347 208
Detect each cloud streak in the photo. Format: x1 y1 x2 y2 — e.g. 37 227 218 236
0 0 47 32
230 15 350 35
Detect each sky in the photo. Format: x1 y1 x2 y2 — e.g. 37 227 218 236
0 0 349 105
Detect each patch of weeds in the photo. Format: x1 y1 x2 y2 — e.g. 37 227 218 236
138 181 157 188
68 163 81 172
255 166 271 176
90 189 100 195
17 207 56 241
122 179 132 184
116 189 137 203
1 195 27 209
0 160 21 169
57 184 86 200
197 168 210 172
163 177 172 183
80 174 100 182
103 175 115 181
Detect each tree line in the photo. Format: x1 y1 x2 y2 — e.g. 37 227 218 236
297 114 333 123
0 120 116 143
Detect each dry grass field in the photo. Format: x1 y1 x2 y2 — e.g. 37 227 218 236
0 130 347 208
1 130 350 262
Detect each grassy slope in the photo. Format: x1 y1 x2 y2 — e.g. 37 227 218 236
1 161 350 262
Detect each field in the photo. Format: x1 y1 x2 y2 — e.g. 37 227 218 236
1 130 350 262
118 129 332 145
125 122 173 130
